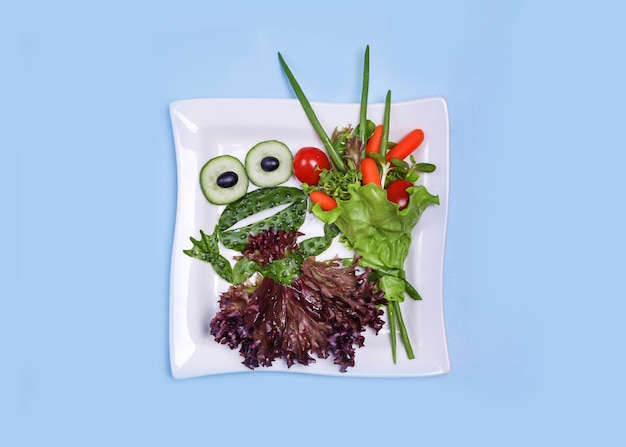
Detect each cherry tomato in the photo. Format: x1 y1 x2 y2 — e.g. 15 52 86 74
292 147 331 185
386 179 413 210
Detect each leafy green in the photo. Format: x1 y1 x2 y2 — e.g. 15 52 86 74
311 182 439 281
210 256 386 373
278 45 441 364
310 182 439 361
303 168 361 201
330 125 364 170
353 120 376 142
415 163 437 173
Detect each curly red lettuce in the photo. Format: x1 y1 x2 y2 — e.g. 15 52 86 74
209 230 386 372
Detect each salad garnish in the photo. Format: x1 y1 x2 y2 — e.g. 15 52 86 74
279 46 439 362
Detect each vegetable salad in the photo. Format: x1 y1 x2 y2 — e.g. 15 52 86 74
185 46 439 371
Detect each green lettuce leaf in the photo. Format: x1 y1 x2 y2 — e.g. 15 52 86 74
311 182 439 275
311 181 439 360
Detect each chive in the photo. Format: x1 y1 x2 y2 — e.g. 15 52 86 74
278 52 346 172
359 45 370 146
387 302 397 363
380 90 392 157
394 301 415 360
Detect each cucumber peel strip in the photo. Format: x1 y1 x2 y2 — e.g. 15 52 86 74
218 186 307 252
185 187 341 285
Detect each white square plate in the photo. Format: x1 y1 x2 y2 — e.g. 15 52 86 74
169 97 450 378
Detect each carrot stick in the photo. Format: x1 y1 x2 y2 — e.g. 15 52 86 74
366 125 383 154
310 191 338 211
385 128 425 163
361 157 381 186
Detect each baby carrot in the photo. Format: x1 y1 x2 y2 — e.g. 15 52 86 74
366 125 384 154
385 129 425 163
361 157 381 186
310 191 338 211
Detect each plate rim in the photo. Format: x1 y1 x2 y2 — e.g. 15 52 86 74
169 96 451 379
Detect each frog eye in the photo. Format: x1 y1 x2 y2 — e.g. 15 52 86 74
200 155 249 205
245 140 293 187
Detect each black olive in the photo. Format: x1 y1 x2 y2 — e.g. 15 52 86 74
260 156 280 172
216 171 238 188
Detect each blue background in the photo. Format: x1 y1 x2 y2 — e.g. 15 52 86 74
8 0 626 445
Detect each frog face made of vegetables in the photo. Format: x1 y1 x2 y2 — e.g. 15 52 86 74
183 139 384 375
186 139 339 286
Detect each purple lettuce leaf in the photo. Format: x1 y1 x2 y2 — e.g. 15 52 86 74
209 231 386 372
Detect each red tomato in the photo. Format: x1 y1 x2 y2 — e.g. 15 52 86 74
386 179 413 210
292 147 331 185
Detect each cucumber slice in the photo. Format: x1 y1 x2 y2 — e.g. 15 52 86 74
245 140 294 187
199 155 249 205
